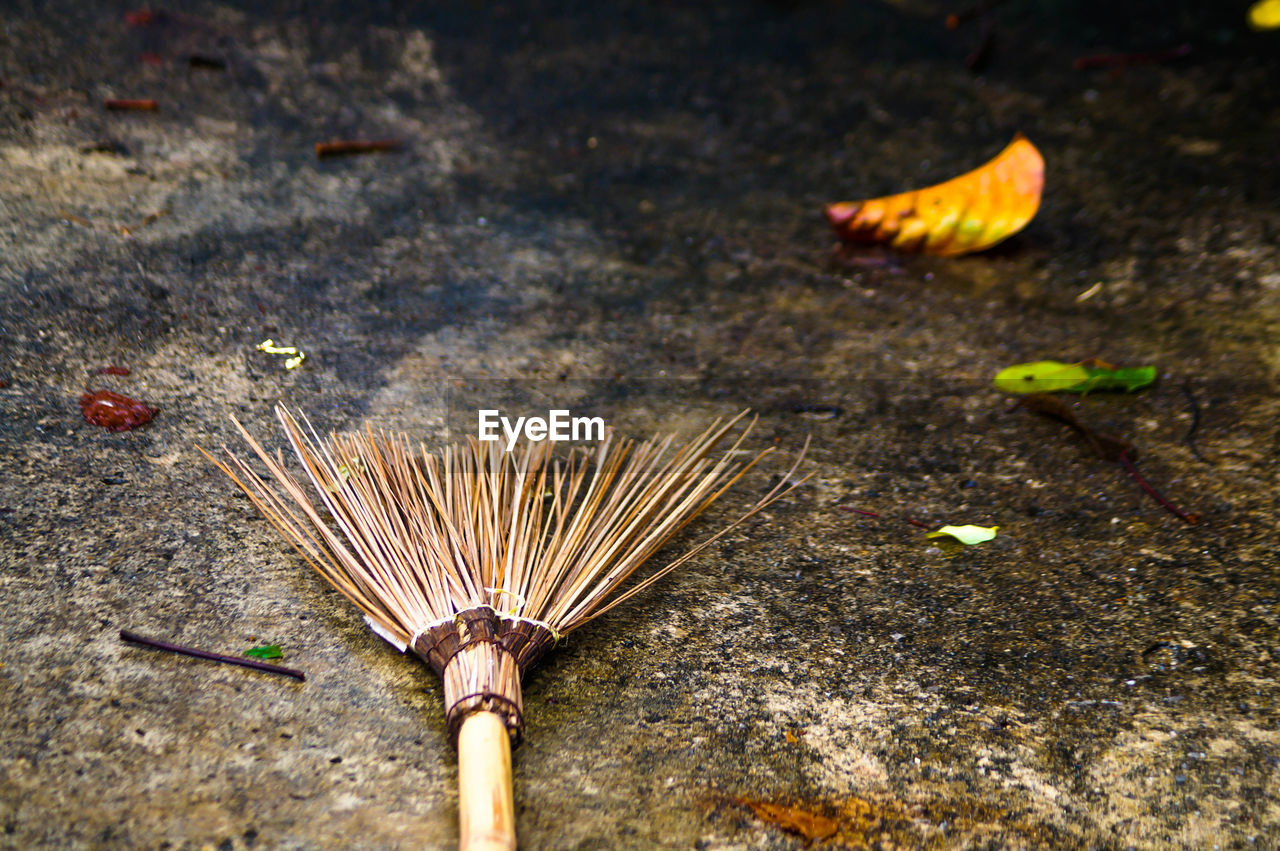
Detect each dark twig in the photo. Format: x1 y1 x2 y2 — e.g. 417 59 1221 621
315 139 403 159
1017 394 1134 461
187 55 227 71
1072 43 1191 71
965 16 995 71
1016 394 1198 524
1180 382 1207 463
120 629 306 680
104 99 158 111
946 0 1002 71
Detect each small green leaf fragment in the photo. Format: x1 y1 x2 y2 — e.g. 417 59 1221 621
245 644 284 660
993 361 1092 394
926 524 998 545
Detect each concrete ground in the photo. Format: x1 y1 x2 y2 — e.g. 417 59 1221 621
2 0 1278 847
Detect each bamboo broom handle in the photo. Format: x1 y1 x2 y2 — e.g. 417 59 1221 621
457 710 517 851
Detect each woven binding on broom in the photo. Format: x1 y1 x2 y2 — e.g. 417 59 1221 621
412 608 558 742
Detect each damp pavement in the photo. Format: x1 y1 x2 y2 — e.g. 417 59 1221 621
2 1 1278 848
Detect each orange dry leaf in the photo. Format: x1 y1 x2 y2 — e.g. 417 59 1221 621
734 796 839 842
826 134 1044 256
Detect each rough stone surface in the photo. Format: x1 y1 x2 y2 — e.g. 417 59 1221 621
2 1 1278 848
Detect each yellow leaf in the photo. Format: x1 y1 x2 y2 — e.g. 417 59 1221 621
826 134 1044 256
926 524 998 545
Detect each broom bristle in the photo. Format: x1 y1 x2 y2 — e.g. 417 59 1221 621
204 403 807 740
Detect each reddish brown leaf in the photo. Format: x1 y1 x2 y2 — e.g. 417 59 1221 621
79 390 158 432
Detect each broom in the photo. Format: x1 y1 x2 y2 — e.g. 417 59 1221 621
203 404 806 850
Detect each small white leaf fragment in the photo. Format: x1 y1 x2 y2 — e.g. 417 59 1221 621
925 524 998 545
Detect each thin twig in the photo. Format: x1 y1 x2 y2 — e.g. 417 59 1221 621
1073 43 1190 71
1117 452 1199 525
104 99 159 111
120 629 306 680
965 16 995 71
1016 395 1197 523
315 139 403 159
839 505 932 529
1180 382 1207 464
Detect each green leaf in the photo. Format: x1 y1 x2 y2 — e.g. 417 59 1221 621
925 524 998 545
993 361 1156 394
1072 365 1157 394
244 644 284 660
993 361 1091 394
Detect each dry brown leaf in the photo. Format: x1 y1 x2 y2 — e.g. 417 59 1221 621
734 796 839 842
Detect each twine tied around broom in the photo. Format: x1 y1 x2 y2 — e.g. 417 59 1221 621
412 606 558 743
